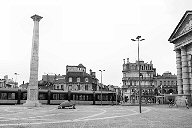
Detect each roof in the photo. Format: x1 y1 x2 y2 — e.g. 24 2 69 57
168 10 192 42
78 64 85 67
54 79 66 84
66 72 90 77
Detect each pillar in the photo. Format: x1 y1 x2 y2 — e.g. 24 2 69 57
181 47 190 94
176 49 183 94
23 14 43 107
188 55 192 94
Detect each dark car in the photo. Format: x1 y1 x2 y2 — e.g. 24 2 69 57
58 101 76 109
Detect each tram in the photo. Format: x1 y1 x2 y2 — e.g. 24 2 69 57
0 88 117 105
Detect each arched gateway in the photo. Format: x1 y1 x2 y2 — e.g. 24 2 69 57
169 10 192 106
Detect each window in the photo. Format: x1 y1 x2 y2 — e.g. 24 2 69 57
60 94 66 100
85 78 89 82
0 93 7 99
77 84 80 90
77 77 80 82
68 85 72 91
61 85 64 90
53 94 59 100
69 77 72 82
85 84 88 90
39 93 47 100
22 93 27 100
8 93 15 100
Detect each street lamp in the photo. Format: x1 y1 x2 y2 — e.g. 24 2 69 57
131 36 145 113
14 73 19 88
99 70 105 105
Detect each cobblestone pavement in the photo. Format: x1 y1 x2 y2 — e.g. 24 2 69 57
0 105 191 128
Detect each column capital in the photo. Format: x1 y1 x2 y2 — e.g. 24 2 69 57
175 48 181 53
181 46 187 51
31 14 43 22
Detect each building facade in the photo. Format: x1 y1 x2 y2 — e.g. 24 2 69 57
0 79 6 88
0 75 17 88
122 58 156 103
65 64 98 91
169 10 192 105
155 71 177 95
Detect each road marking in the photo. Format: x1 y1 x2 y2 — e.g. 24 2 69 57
0 106 151 126
73 108 106 121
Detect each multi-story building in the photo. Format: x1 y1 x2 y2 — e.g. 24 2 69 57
0 79 6 88
0 75 17 88
41 74 66 90
155 71 177 94
122 58 156 103
65 64 98 91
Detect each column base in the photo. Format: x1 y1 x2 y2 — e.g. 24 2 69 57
176 95 191 106
23 100 41 107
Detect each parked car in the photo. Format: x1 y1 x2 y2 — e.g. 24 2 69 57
58 101 76 109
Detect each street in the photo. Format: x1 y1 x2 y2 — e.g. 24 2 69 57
0 105 191 128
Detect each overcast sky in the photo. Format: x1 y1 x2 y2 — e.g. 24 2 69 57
0 0 192 86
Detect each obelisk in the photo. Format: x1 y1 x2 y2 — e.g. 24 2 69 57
23 14 43 107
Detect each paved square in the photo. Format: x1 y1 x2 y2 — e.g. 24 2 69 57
0 105 191 128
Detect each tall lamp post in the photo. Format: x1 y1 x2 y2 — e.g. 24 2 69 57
14 73 19 88
99 70 105 105
131 36 145 113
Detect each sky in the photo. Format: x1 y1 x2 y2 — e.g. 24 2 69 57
0 0 192 86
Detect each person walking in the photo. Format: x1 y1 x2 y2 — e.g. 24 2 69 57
185 97 189 109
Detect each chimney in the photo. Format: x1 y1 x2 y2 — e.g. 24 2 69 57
123 59 125 64
127 58 129 63
90 69 92 75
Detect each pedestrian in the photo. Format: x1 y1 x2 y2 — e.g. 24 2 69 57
185 97 189 109
169 99 172 107
174 99 178 108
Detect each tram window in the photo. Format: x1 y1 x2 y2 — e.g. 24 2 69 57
53 94 59 100
76 95 78 100
97 95 101 100
79 95 82 100
73 94 75 100
0 93 7 100
88 95 91 101
106 95 108 101
22 93 27 100
102 95 106 101
8 93 15 100
60 94 66 100
39 93 47 100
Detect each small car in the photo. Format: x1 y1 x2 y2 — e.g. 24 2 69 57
58 101 76 109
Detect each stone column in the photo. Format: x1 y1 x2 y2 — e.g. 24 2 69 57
188 55 192 94
181 47 190 94
23 14 43 107
176 49 183 94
